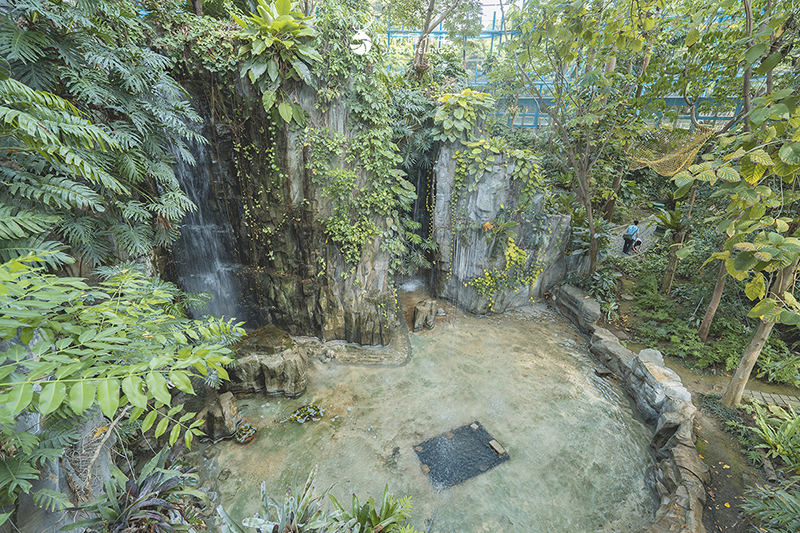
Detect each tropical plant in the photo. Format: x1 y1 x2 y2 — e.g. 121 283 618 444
232 0 322 123
328 485 414 533
742 482 800 533
483 210 519 258
217 466 342 533
64 447 208 533
0 255 244 522
433 89 495 142
0 0 204 267
749 403 800 469
655 204 689 295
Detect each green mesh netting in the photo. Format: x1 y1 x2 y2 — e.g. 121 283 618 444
627 127 716 177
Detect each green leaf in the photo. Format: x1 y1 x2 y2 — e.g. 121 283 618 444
8 382 33 415
289 58 313 85
169 371 194 394
740 157 766 184
155 417 169 438
745 274 766 300
756 52 783 76
262 91 276 112
169 424 181 445
778 143 800 165
267 59 279 82
779 310 800 326
142 410 158 432
748 298 777 318
38 381 66 415
275 0 291 16
146 372 171 406
749 149 774 166
716 166 740 182
97 378 120 419
69 381 95 414
733 251 758 272
744 43 767 65
684 28 700 47
122 376 147 409
278 102 293 123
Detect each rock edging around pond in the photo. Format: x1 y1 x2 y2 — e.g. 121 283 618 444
551 284 710 533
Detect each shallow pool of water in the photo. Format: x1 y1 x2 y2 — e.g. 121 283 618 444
208 298 656 533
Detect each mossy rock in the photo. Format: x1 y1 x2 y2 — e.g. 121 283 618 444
235 324 294 356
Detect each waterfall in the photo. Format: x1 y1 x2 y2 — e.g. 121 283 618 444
171 121 251 325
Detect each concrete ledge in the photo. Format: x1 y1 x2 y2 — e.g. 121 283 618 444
552 284 708 533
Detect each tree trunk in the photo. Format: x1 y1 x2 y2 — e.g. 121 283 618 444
720 320 775 407
660 230 685 295
720 259 799 407
603 172 623 221
698 260 727 342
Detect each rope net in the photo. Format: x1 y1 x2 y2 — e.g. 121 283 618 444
626 126 716 177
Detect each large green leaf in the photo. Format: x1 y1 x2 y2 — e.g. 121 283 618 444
262 91 276 112
745 274 766 300
778 143 800 165
8 382 33 415
69 380 95 414
756 51 783 76
744 43 767 65
275 0 291 16
122 375 147 409
146 371 171 406
684 28 700 47
278 102 293 123
748 298 777 318
38 381 66 415
97 378 120 419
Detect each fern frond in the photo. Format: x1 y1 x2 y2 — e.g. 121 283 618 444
109 220 154 257
118 200 151 222
0 19 52 64
743 485 800 531
0 205 59 239
151 191 196 221
31 489 70 512
3 169 106 210
0 236 72 266
59 217 111 266
153 224 180 247
0 458 39 500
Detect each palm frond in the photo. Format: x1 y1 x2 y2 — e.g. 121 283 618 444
0 20 52 64
109 220 154 257
0 235 72 266
0 205 59 239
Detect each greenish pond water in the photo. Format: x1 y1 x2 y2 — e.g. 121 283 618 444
207 298 655 533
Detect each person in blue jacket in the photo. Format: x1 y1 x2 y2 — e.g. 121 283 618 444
622 220 639 255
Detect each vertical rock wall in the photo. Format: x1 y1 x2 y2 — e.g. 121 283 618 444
173 82 393 345
432 141 586 314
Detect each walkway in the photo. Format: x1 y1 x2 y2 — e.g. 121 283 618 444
744 389 800 411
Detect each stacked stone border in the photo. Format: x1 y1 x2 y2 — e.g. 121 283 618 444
551 285 710 533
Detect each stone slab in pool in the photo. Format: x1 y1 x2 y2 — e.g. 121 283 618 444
413 421 509 490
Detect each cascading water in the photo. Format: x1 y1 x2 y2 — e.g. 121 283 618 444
201 283 656 532
172 121 251 324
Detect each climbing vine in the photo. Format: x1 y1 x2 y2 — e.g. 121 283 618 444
433 89 496 142
304 127 416 265
466 238 544 308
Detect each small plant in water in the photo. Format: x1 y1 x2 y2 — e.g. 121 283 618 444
235 423 258 444
283 404 324 424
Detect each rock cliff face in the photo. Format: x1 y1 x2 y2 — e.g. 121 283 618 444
431 142 586 314
171 83 393 345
